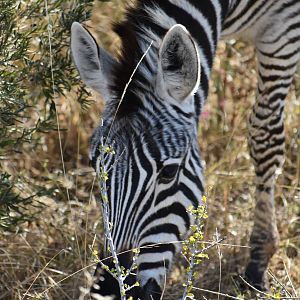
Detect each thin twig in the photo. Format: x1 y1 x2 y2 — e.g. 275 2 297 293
192 286 244 300
44 0 83 275
182 236 225 299
268 270 292 297
98 135 126 299
22 249 66 299
283 261 298 298
107 148 126 173
35 262 97 296
160 258 167 300
106 41 153 141
239 276 277 299
85 175 96 268
93 239 246 266
215 228 222 300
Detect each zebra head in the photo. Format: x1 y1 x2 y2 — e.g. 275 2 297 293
71 22 204 297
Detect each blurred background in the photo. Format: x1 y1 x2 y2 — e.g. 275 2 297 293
0 0 299 299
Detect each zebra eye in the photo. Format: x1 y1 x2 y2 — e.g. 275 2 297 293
159 164 179 182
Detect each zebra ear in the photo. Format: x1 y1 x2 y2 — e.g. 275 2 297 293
157 24 200 101
71 22 116 100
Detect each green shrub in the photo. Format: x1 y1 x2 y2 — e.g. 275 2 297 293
0 0 93 231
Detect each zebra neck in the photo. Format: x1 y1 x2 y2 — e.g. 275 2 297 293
111 0 233 119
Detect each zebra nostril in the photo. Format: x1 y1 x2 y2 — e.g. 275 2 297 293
142 278 162 300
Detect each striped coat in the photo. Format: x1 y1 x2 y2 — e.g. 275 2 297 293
71 0 300 298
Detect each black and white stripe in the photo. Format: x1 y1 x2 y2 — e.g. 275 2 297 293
71 0 300 298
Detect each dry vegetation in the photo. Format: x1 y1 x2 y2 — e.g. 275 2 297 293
0 1 299 299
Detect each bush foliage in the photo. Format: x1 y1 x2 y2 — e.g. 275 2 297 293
0 0 93 230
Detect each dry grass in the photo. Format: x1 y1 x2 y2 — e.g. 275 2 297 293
0 1 299 299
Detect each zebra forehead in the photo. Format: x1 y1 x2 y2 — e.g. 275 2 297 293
98 102 195 149
109 123 193 152
90 116 194 166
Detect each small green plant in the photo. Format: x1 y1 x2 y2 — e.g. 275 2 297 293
181 196 209 299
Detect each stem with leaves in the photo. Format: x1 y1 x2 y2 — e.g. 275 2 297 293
96 129 141 298
96 133 127 299
181 197 209 300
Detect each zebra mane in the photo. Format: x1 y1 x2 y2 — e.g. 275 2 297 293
109 1 164 119
101 0 198 143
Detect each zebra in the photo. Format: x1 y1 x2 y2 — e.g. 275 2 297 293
71 0 300 298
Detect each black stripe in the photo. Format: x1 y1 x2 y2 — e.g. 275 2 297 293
258 72 296 85
140 223 181 241
260 20 300 45
269 92 289 103
139 202 190 233
259 61 298 72
273 0 300 16
274 47 300 60
182 167 204 193
255 159 282 178
170 103 195 120
268 124 284 136
269 107 284 126
264 82 292 96
122 148 154 244
139 242 176 254
159 0 214 69
250 135 284 151
186 0 218 42
139 260 170 271
254 149 284 165
179 183 199 207
224 0 261 29
260 36 300 57
195 91 203 117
